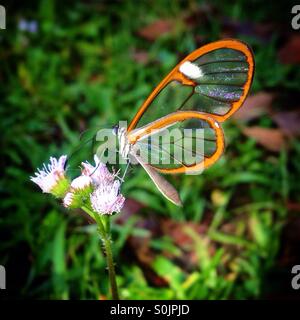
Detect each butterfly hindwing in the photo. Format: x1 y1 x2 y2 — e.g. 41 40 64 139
127 111 224 174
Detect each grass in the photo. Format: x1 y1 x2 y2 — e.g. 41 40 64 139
1 0 299 299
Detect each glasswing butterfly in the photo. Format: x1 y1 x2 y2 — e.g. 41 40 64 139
111 39 255 206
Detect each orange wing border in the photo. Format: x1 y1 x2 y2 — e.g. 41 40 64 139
127 110 225 174
127 39 255 131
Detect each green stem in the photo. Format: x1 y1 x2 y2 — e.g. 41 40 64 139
82 206 120 300
102 225 119 300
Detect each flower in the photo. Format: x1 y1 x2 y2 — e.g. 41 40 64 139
63 192 75 208
31 155 69 197
90 180 125 215
86 156 125 215
62 176 92 209
67 157 125 214
71 175 92 190
32 153 125 214
81 155 114 186
68 175 93 205
18 19 38 33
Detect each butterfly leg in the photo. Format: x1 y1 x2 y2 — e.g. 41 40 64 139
120 159 130 182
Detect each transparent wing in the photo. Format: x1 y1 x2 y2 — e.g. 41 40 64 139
128 39 254 131
128 111 224 174
134 153 182 206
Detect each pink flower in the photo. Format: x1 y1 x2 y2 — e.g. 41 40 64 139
81 155 114 186
63 192 75 208
90 179 125 215
31 155 69 197
71 175 92 190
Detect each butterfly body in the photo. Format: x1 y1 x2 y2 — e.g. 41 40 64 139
116 126 131 160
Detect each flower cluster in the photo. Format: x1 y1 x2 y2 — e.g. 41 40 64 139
31 155 125 215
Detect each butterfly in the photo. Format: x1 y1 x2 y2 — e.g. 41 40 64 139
110 39 255 206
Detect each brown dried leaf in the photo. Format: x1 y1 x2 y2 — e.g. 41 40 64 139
272 111 300 137
160 219 214 267
287 202 300 212
242 127 285 152
137 19 174 41
161 219 207 249
131 49 149 64
233 92 274 121
279 35 300 64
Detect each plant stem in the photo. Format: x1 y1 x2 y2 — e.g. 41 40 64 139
82 206 119 300
102 226 119 300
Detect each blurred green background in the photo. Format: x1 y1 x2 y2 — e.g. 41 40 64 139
1 0 300 299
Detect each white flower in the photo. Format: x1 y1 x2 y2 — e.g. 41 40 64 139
71 175 92 190
90 180 125 215
63 192 75 208
81 155 114 186
83 156 125 215
63 174 93 209
31 155 69 197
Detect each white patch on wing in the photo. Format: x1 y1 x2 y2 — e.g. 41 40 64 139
179 61 202 79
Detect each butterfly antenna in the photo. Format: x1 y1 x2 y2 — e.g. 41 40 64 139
67 135 95 165
67 123 115 167
78 123 115 141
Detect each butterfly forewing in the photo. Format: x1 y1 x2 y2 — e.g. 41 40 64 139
133 81 193 128
128 39 254 132
180 47 249 116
